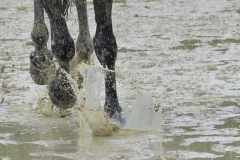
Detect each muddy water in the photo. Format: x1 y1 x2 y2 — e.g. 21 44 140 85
1 0 240 159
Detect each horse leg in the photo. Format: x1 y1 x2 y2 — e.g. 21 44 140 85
74 0 94 65
93 0 123 121
69 0 94 88
41 0 76 109
30 0 56 85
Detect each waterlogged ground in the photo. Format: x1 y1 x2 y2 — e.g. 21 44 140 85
1 0 240 159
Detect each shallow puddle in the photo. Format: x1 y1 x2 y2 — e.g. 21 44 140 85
1 0 240 159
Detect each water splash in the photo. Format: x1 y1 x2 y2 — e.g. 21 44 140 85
124 91 162 131
35 63 162 135
74 64 113 136
76 64 162 133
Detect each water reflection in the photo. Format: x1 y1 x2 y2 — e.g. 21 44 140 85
161 101 240 159
1 0 240 159
0 121 79 160
0 119 163 159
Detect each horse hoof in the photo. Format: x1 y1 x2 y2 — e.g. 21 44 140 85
112 113 125 127
30 49 56 85
104 101 125 125
48 68 77 109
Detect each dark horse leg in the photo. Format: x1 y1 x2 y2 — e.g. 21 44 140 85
70 0 94 69
31 0 123 122
39 0 77 109
75 0 93 64
70 0 94 88
93 0 123 121
30 0 56 85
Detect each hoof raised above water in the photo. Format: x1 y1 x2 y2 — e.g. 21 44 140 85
48 68 77 110
30 48 56 85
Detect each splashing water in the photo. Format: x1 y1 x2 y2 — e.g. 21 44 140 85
115 70 162 131
124 91 162 131
61 65 113 136
73 63 162 134
36 63 162 136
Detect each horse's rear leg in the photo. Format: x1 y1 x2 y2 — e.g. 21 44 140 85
30 0 56 85
41 0 76 109
93 0 124 122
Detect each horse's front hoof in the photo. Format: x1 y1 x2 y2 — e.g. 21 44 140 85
48 68 77 110
30 49 56 85
104 100 125 125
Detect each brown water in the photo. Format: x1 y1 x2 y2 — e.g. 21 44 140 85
1 0 240 159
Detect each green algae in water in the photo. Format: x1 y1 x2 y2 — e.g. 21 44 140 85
208 39 222 46
222 9 233 12
119 4 128 7
144 0 159 1
180 39 201 44
113 0 126 3
208 38 240 46
118 47 145 52
0 7 7 11
214 117 240 129
113 0 127 7
213 48 228 52
219 101 240 107
196 35 220 38
170 39 201 50
224 38 240 43
0 38 26 42
236 9 240 14
17 7 28 12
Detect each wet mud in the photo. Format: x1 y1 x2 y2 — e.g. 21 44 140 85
1 0 240 159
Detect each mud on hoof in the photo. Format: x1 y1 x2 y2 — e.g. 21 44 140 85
30 48 56 85
58 108 72 118
48 68 76 110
